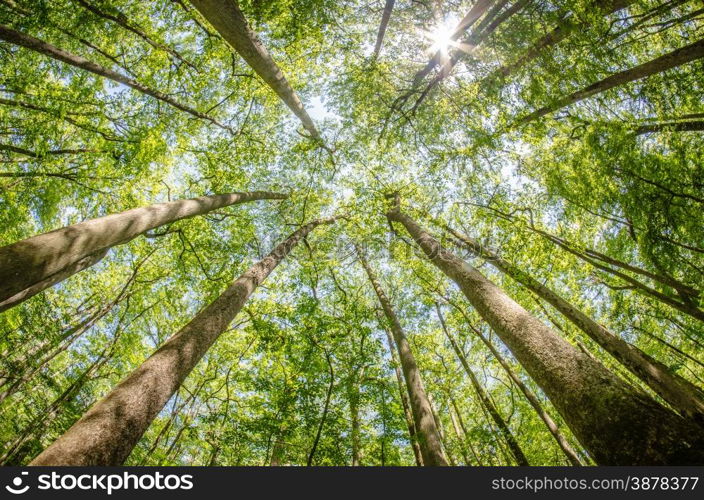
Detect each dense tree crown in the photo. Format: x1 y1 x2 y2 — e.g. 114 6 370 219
0 0 702 466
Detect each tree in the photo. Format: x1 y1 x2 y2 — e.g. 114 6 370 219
357 245 448 466
188 0 321 140
30 216 338 465
0 191 286 310
387 198 704 465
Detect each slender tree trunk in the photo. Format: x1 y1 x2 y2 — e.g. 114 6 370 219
449 396 485 465
0 24 229 130
413 0 527 107
636 120 704 135
437 301 584 465
0 143 103 157
379 320 424 466
444 225 704 423
0 191 286 306
526 225 704 321
73 0 195 69
357 247 448 466
372 0 396 60
307 349 334 466
188 0 320 140
487 0 633 82
2 332 119 464
427 393 456 465
347 366 364 466
30 216 337 466
387 202 704 465
448 402 471 465
487 211 701 302
434 304 529 465
519 38 704 124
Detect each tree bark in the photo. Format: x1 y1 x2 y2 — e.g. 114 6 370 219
188 0 321 140
434 304 530 465
372 0 396 60
387 202 704 465
347 365 365 466
307 348 334 466
0 24 229 131
73 0 195 69
0 249 108 313
487 0 633 82
0 191 286 306
444 225 704 424
449 395 485 465
524 225 704 321
437 301 584 465
519 38 704 124
358 247 448 466
636 120 704 135
379 319 424 466
29 216 337 466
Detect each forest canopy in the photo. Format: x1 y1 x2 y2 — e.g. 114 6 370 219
0 0 703 466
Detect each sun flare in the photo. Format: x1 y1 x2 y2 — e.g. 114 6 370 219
428 23 454 53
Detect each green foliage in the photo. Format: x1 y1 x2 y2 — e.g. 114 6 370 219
0 0 702 466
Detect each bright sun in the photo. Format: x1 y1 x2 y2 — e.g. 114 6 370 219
428 23 454 53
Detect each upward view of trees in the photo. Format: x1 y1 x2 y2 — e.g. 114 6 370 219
0 0 702 466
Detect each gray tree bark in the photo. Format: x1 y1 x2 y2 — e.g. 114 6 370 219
379 319 424 466
30 216 337 465
0 191 286 307
387 201 704 465
435 304 530 465
372 0 396 60
0 24 229 130
519 38 704 124
358 247 448 466
188 0 321 140
444 225 704 424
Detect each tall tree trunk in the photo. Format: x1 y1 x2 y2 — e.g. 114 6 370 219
443 225 704 424
379 319 424 466
387 201 704 465
449 396 484 465
487 0 633 82
0 24 229 130
447 401 471 465
307 348 335 466
347 365 365 466
436 301 584 465
427 393 456 465
519 38 704 124
0 191 286 307
519 222 704 321
412 0 528 108
73 0 195 69
188 0 321 140
481 207 701 304
2 326 122 464
636 120 704 135
372 0 396 60
0 250 108 313
357 247 448 466
434 304 529 465
30 216 337 466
